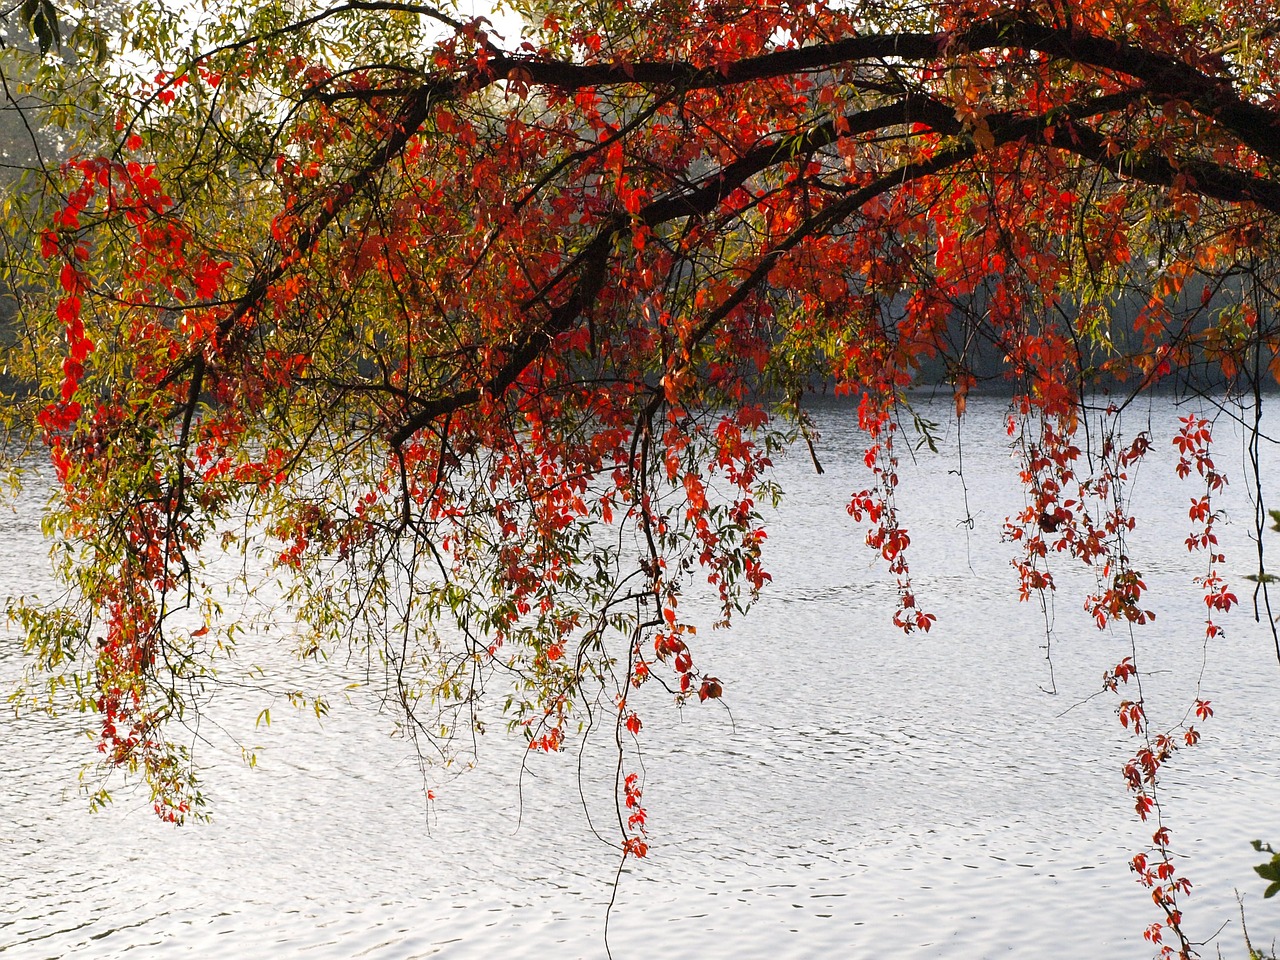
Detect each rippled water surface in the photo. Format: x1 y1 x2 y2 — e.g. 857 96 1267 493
5 395 1280 959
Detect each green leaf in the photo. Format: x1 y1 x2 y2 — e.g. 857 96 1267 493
19 0 61 54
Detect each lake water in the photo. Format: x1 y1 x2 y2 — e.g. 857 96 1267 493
4 394 1280 959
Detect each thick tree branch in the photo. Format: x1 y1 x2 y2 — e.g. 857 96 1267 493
474 20 1280 164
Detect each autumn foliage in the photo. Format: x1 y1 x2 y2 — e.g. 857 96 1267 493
5 1 1280 955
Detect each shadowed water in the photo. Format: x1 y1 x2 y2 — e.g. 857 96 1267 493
4 394 1280 959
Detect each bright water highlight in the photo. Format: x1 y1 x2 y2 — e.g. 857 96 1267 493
4 395 1280 958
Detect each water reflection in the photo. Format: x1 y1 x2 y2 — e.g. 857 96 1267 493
3 396 1280 958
